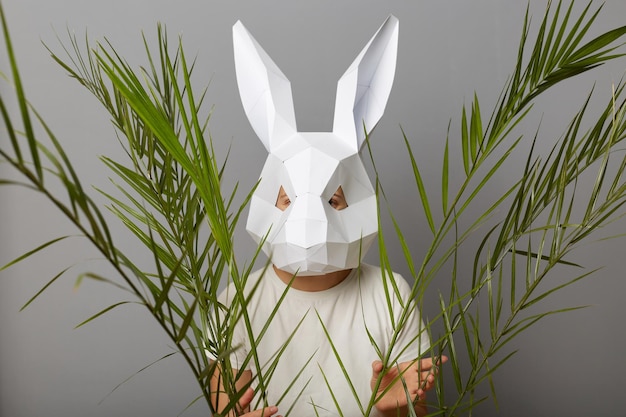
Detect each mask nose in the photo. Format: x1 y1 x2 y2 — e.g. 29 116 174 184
284 193 327 249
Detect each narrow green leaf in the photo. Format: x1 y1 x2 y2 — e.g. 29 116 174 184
0 5 42 178
402 128 435 235
74 301 133 329
1 236 71 271
20 266 71 311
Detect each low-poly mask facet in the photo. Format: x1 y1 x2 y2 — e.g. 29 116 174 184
233 16 399 275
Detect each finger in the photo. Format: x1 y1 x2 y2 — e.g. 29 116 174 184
435 355 449 366
419 355 449 370
418 371 435 392
419 371 435 383
419 366 437 380
417 358 434 371
238 387 255 411
371 360 384 376
420 355 448 375
420 371 432 385
245 406 279 417
416 388 426 400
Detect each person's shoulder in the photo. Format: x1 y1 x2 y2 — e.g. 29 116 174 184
218 267 272 304
353 264 415 311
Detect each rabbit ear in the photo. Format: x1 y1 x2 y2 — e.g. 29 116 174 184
233 21 297 153
333 15 399 151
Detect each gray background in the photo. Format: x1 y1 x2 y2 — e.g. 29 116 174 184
1 1 626 416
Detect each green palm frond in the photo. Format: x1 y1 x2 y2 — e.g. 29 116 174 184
371 1 626 414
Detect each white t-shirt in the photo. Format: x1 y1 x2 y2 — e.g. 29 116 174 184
216 263 430 417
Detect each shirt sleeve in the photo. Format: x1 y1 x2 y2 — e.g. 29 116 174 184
228 316 251 370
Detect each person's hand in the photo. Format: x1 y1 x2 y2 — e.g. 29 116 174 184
232 387 281 417
370 356 447 413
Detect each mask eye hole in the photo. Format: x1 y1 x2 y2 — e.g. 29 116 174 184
328 186 348 210
275 186 291 211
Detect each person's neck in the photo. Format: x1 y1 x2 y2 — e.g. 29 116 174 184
273 265 352 292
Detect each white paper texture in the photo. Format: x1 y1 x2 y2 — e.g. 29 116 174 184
235 16 399 275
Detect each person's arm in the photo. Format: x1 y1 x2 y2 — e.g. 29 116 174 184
371 357 446 417
210 363 280 417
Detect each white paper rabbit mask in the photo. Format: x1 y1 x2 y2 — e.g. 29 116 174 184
233 16 399 276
